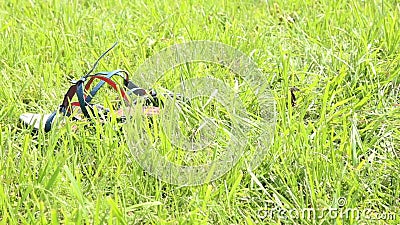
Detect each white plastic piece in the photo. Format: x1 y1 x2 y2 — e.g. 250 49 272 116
19 113 52 130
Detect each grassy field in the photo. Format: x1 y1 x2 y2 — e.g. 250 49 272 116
1 0 399 224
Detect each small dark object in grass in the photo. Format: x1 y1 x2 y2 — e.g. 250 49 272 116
290 87 300 107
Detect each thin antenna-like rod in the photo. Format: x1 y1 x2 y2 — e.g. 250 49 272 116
84 42 119 78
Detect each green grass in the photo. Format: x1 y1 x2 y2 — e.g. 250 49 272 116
1 0 399 224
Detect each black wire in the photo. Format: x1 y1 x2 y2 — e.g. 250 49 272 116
83 42 119 79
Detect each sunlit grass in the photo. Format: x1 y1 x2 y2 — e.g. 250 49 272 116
0 0 399 224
